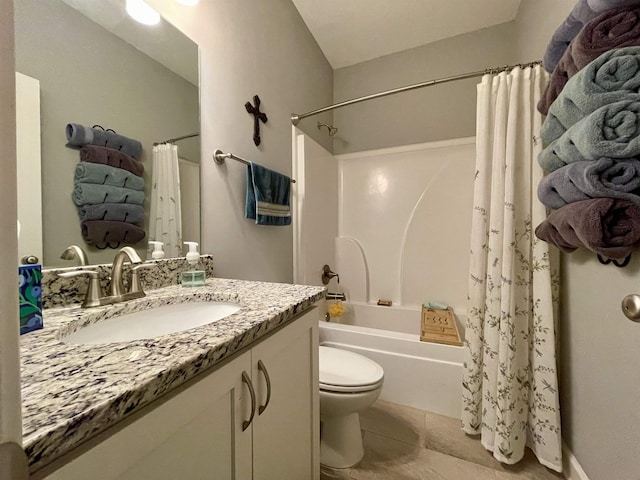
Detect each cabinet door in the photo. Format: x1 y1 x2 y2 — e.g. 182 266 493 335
251 308 320 480
42 351 253 480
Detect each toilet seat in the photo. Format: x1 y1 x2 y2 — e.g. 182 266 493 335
319 346 384 393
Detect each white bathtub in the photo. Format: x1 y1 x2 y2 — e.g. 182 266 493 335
320 302 465 419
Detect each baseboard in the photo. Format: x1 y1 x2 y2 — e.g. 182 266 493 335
563 441 590 480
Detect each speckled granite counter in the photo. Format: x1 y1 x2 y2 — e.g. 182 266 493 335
20 278 325 473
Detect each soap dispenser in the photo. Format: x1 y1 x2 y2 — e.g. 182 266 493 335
181 241 206 287
149 241 165 260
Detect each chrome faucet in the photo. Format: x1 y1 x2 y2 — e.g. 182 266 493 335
60 245 89 266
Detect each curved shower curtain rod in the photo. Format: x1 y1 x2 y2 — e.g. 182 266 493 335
290 60 541 125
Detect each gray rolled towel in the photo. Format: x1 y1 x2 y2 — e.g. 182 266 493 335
74 163 144 191
538 158 640 209
541 46 640 144
538 100 640 172
78 203 145 227
80 145 144 177
535 198 640 259
72 183 145 207
81 220 146 246
66 123 143 160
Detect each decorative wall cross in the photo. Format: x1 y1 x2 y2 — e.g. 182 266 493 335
245 95 268 146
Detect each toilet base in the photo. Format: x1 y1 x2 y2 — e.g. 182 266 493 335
320 412 364 469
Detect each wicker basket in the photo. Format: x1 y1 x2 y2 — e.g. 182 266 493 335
420 307 462 346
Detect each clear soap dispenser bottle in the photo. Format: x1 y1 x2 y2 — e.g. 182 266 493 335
181 241 206 287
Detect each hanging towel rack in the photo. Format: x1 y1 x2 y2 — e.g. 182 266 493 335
213 149 296 183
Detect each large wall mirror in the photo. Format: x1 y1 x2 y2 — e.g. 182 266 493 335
14 0 200 268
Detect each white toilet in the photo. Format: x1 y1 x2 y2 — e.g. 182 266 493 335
319 345 384 469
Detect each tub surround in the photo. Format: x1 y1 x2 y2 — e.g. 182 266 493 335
20 277 325 473
42 255 215 309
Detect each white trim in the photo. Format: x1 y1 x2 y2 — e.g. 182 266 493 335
563 441 590 480
335 136 476 160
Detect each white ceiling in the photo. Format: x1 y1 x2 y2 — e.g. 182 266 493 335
60 0 198 85
291 0 522 69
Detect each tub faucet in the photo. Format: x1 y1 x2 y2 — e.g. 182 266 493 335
110 246 143 298
60 245 89 266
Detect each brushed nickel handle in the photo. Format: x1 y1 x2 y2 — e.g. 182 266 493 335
257 360 271 415
622 294 640 322
241 371 256 431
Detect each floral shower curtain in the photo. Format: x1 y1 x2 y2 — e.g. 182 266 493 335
461 65 562 472
149 143 182 258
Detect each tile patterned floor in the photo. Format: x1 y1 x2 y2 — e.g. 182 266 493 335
320 400 566 480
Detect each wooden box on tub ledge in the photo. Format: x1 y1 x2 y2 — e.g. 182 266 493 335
420 306 462 346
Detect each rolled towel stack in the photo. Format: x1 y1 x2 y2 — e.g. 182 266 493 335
66 124 146 247
539 5 640 115
536 27 640 260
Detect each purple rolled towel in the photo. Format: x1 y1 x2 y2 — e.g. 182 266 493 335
80 145 144 177
535 198 640 259
539 6 640 115
538 157 640 209
81 220 146 246
543 0 640 73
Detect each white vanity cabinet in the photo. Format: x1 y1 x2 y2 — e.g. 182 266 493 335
37 307 320 480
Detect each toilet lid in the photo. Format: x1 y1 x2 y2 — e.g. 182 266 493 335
319 346 384 390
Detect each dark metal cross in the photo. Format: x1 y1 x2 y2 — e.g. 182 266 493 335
245 95 268 146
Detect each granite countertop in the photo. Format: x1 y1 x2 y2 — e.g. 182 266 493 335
20 278 325 473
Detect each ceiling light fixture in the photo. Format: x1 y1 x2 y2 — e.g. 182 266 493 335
126 0 161 25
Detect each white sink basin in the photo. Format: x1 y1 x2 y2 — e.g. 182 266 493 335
63 301 242 345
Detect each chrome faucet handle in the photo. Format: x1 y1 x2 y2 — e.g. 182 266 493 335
321 264 339 285
130 263 155 295
58 269 103 308
110 247 143 297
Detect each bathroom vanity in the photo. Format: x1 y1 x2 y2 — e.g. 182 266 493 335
20 277 325 480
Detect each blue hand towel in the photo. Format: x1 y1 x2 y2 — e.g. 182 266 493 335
72 182 145 206
74 162 145 191
541 47 640 144
245 162 291 226
66 123 143 160
538 157 640 209
538 100 640 172
77 203 145 227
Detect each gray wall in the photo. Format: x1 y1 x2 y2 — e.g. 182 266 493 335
14 0 199 267
332 22 517 154
148 0 333 283
515 1 640 479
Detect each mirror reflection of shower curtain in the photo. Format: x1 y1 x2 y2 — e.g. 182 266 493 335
150 144 182 258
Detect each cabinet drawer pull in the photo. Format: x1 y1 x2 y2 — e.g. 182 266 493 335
257 360 271 415
241 371 256 431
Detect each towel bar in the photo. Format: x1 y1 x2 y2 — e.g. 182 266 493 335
213 149 296 183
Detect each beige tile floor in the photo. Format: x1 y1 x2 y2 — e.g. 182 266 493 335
320 400 565 480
